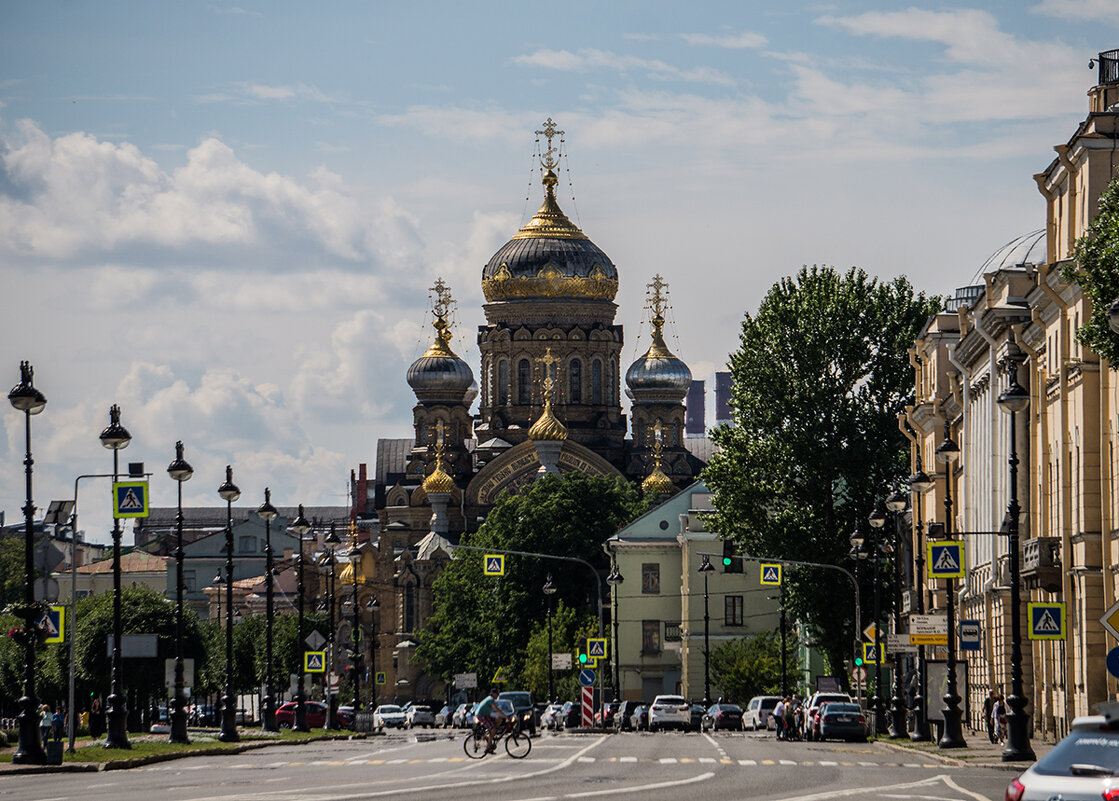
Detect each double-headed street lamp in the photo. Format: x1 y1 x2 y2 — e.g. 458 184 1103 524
8 362 48 765
606 562 624 700
217 466 241 743
885 488 908 739
996 335 1036 762
345 529 363 712
366 595 379 708
935 421 967 748
289 506 311 731
867 499 888 736
908 460 934 741
100 404 132 750
543 574 557 702
257 489 279 732
698 554 716 707
167 442 194 744
321 524 341 729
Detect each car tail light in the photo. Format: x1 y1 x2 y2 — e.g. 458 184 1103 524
1004 778 1025 801
1103 791 1119 801
652 706 662 711
858 716 866 723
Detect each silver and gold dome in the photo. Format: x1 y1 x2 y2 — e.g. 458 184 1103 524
625 275 691 403
407 279 475 404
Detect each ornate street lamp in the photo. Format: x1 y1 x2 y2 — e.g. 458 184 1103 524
257 489 279 732
606 563 624 701
543 574 557 702
935 421 966 748
289 506 311 731
849 521 869 709
345 531 362 712
217 466 241 742
322 524 341 729
8 362 48 765
698 554 716 706
868 497 887 736
166 442 193 743
100 404 132 750
885 488 909 739
996 336 1036 762
908 462 934 741
366 595 379 709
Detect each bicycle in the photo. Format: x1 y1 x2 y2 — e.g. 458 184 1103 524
464 716 532 759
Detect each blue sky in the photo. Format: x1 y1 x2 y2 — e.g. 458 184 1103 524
2 1 1116 542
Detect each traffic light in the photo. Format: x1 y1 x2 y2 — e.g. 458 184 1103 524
722 541 743 573
854 656 864 667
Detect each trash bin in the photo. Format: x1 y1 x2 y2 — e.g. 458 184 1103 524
46 739 64 765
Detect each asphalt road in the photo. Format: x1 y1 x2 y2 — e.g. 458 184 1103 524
0 729 1020 801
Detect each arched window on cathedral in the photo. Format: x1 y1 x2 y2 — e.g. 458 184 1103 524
518 359 531 404
591 360 602 405
498 360 509 406
607 360 616 404
570 359 582 404
404 584 417 633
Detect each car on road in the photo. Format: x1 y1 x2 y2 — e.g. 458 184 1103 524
275 701 327 729
816 702 866 742
452 703 473 728
613 701 642 732
594 701 620 728
704 703 745 732
498 691 537 736
405 704 435 728
434 705 453 727
648 695 690 732
1006 701 1118 800
372 704 406 729
630 704 649 731
802 692 852 741
541 703 563 731
337 705 356 729
744 696 781 730
558 701 582 729
688 703 707 732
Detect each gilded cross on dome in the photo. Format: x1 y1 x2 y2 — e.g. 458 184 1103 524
538 347 560 400
535 118 564 171
644 274 673 358
423 278 457 358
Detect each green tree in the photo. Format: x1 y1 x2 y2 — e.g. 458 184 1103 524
417 472 645 690
702 266 939 679
1064 175 1119 366
710 630 799 703
521 601 597 701
0 538 30 608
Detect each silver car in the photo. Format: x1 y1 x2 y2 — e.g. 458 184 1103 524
1007 702 1118 800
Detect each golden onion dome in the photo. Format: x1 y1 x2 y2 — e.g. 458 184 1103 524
528 398 569 442
422 459 456 495
642 465 675 497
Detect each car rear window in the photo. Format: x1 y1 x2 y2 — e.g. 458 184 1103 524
816 695 850 705
655 696 686 705
720 705 743 713
823 704 861 713
1032 727 1119 776
380 705 401 713
760 699 778 710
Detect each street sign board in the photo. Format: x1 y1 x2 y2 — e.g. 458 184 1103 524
578 668 596 687
112 480 150 519
164 657 195 688
1100 599 1119 642
38 605 64 643
587 638 607 659
350 628 362 642
887 633 917 653
862 642 879 665
552 653 573 670
483 554 505 576
927 541 965 578
375 671 387 685
1028 602 1066 640
1108 647 1119 680
33 577 59 603
454 672 477 688
304 650 327 673
106 633 158 658
909 614 948 646
850 666 866 682
959 620 982 652
492 666 509 683
305 630 326 651
760 563 782 586
862 623 877 642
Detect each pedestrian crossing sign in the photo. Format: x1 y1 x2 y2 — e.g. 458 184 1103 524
112 480 150 519
375 671 387 685
927 540 965 579
760 563 782 586
1028 602 1066 640
304 650 327 673
38 605 65 643
587 638 607 659
483 554 505 576
862 642 879 665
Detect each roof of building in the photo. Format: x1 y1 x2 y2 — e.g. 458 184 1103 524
683 436 716 464
75 550 169 574
377 438 414 485
977 230 1046 275
137 506 348 528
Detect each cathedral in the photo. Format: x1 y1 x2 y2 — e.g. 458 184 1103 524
349 120 709 701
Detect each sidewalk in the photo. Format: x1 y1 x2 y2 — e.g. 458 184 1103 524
876 731 1053 772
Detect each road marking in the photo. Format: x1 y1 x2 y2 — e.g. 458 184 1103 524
767 774 990 801
780 759 796 765
659 757 677 764
429 757 447 762
680 757 695 763
564 771 715 799
738 759 757 765
818 761 837 766
698 757 716 763
620 757 637 763
577 757 596 763
761 759 775 765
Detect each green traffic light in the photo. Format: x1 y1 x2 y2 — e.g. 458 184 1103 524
722 557 732 566
855 657 863 667
578 653 587 664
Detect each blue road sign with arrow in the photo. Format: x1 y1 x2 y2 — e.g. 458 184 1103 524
579 668 596 687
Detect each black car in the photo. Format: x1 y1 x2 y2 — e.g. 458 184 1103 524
560 701 583 729
706 703 744 732
614 701 642 732
498 691 537 736
689 703 706 732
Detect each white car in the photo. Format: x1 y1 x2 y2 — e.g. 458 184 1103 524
744 695 781 730
647 694 691 732
372 704 406 729
540 703 563 731
1007 701 1118 800
405 705 434 728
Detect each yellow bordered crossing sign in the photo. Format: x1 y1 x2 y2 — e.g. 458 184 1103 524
483 554 505 576
927 540 965 579
1028 602 1066 640
587 638 607 660
760 563 782 586
375 671 387 685
112 481 150 519
862 641 879 665
40 605 65 643
304 650 327 673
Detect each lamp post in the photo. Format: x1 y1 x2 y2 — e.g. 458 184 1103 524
322 524 341 729
366 595 379 709
8 361 48 765
100 404 132 750
996 335 1036 762
345 532 362 712
606 563 624 701
166 442 193 743
543 574 557 702
849 521 869 710
885 488 908 739
909 462 934 741
868 498 887 736
698 555 715 706
217 466 241 742
289 506 311 731
935 421 966 748
257 489 279 732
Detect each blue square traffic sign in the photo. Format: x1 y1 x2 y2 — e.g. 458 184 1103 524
927 541 965 578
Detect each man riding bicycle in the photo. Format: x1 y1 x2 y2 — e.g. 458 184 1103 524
475 687 509 753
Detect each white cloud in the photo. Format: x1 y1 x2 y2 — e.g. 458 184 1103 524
196 82 335 105
1032 0 1119 23
680 31 767 49
511 48 736 87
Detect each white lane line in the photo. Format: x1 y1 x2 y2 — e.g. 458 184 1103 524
818 761 837 766
769 775 952 801
738 759 756 765
619 756 637 763
564 771 715 799
658 757 677 764
941 775 995 801
698 757 716 763
577 757 596 763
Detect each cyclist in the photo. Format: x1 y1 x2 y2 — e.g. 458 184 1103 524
475 687 509 753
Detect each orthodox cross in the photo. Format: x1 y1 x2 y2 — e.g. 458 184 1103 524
535 118 564 170
429 278 454 346
538 347 560 401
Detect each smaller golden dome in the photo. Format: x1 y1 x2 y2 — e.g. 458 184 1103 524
339 561 364 584
528 399 568 442
422 448 456 494
642 466 675 496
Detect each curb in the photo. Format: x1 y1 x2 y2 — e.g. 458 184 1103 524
875 738 1031 772
0 732 371 776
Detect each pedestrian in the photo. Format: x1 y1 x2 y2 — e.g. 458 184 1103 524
51 706 64 741
993 694 1007 743
983 689 997 743
773 697 786 740
89 697 104 739
784 697 796 739
39 704 52 747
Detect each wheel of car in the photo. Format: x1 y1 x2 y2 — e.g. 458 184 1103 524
649 724 657 733
279 721 292 729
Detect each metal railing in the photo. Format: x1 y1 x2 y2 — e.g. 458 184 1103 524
1097 49 1119 85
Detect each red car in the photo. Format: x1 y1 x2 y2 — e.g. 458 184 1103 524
275 701 327 729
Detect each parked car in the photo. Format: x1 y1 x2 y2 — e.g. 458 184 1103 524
560 701 583 729
648 694 690 732
541 703 564 731
630 704 649 731
372 704 406 729
802 693 852 741
434 705 453 727
405 705 435 728
688 703 706 732
1006 701 1118 800
594 701 619 728
452 703 472 728
337 705 355 729
275 700 327 729
613 701 642 732
498 691 537 736
817 702 866 742
705 703 745 732
744 695 781 730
